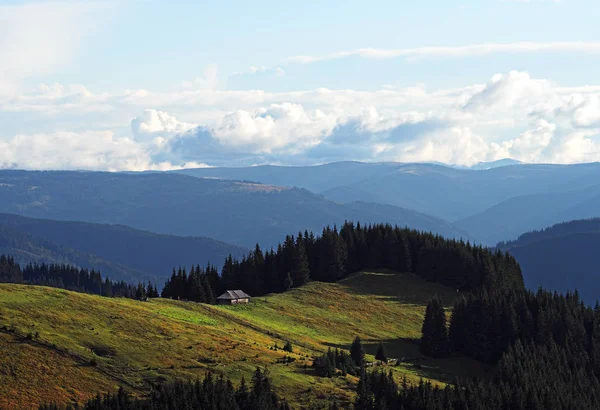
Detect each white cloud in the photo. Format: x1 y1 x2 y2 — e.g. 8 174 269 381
0 130 149 171
2 70 600 169
131 109 197 140
284 42 600 64
463 70 550 111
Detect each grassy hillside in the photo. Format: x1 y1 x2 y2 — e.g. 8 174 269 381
0 272 483 409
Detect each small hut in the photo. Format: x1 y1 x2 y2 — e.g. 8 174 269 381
216 290 251 305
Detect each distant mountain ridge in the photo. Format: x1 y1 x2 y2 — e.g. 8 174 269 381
0 224 148 283
456 184 600 244
0 170 469 248
0 213 248 284
175 162 600 228
499 218 600 302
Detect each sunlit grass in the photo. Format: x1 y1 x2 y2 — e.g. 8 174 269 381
0 272 482 409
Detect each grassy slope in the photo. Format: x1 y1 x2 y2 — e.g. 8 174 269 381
0 272 484 409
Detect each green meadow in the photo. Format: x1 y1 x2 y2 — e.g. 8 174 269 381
0 272 483 409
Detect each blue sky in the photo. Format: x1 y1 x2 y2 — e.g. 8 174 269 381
1 0 600 170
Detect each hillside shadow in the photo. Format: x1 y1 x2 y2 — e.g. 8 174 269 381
323 337 487 384
337 271 460 307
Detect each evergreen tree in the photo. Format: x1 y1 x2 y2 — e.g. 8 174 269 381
351 336 366 368
284 272 293 291
375 342 388 362
135 282 147 300
290 236 310 287
202 274 216 304
421 295 449 357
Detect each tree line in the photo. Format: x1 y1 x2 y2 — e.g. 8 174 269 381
162 222 524 302
40 368 289 410
3 221 524 306
404 286 600 409
0 256 156 300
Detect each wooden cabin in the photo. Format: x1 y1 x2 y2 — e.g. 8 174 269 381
216 290 251 305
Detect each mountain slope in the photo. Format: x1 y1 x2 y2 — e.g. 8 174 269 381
0 224 149 283
176 162 600 225
0 171 467 248
0 213 247 282
344 201 473 240
0 272 481 409
499 219 600 302
456 185 600 245
172 161 400 193
322 162 600 222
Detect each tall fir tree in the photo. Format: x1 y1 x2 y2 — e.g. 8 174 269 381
351 336 366 368
290 236 311 287
420 295 449 357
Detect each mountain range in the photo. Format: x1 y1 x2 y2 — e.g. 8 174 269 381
175 161 600 244
499 218 600 303
0 170 470 248
0 213 247 284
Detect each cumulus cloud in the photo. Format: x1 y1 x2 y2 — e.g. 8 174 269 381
131 109 197 140
2 70 600 170
463 71 550 111
0 130 150 171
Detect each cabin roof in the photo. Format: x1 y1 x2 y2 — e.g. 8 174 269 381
217 290 251 300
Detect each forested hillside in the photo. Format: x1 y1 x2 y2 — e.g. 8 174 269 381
0 171 469 248
498 218 600 302
180 161 600 246
0 224 149 283
0 213 247 283
159 222 522 305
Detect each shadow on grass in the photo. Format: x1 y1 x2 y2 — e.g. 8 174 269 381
323 337 488 384
337 271 461 307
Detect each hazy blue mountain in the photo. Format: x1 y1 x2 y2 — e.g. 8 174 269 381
172 161 400 192
0 170 466 248
0 213 247 283
344 201 473 241
456 184 600 245
177 162 600 225
499 219 600 303
0 224 149 283
466 158 523 170
323 162 600 222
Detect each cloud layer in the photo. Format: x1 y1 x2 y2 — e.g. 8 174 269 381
1 68 600 170
284 42 600 64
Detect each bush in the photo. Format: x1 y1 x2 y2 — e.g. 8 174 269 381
283 341 293 353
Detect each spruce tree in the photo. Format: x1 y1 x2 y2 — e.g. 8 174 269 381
375 342 388 362
290 237 310 288
420 295 449 357
284 272 293 291
351 336 366 367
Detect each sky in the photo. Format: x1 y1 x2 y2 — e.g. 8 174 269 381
1 0 600 170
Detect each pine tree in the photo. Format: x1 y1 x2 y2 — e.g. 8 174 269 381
135 282 147 300
284 272 293 291
290 237 310 288
420 295 449 357
202 274 216 304
351 336 366 368
375 342 388 362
